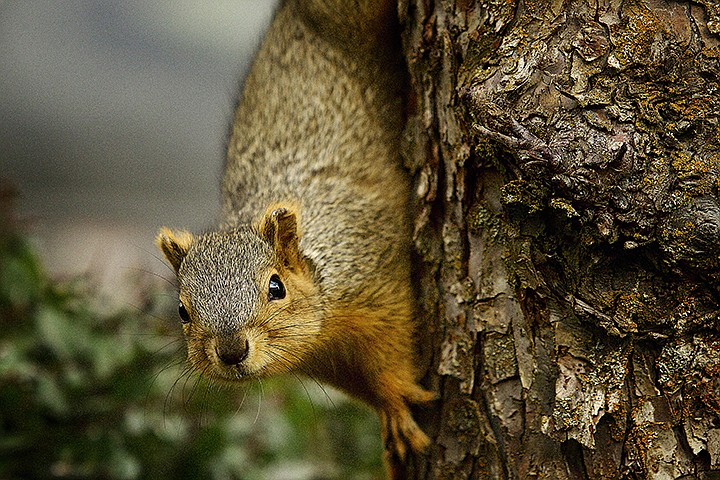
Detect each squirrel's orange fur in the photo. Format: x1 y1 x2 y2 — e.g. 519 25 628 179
156 0 434 472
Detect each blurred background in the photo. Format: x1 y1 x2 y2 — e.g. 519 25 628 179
1 0 276 302
0 1 384 478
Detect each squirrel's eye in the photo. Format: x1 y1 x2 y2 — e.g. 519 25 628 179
178 302 191 324
268 274 286 300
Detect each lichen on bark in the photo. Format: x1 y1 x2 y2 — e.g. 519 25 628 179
401 0 720 477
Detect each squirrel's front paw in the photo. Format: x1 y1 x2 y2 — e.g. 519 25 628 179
380 405 430 461
376 374 436 461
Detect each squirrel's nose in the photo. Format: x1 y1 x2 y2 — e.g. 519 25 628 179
216 338 250 366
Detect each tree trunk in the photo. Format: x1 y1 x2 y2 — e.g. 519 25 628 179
400 0 720 478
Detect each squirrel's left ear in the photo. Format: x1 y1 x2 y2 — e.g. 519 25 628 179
155 227 195 273
259 206 302 269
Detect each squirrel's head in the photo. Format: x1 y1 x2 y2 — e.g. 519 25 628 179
155 205 322 383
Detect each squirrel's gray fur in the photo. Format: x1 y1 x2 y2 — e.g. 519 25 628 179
157 1 433 472
221 0 410 301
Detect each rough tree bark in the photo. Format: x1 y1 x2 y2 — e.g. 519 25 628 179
399 0 720 478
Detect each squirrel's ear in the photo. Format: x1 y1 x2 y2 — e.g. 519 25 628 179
259 206 302 268
155 227 195 273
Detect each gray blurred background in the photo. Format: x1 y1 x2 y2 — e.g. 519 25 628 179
1 1 279 302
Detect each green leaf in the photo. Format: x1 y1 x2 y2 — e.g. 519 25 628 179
35 304 90 361
0 243 44 308
35 372 69 415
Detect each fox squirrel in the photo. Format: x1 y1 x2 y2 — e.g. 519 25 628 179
156 0 434 470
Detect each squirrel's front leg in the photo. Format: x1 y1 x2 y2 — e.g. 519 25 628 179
316 307 435 474
375 370 436 472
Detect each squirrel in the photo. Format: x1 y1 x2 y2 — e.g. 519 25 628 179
155 0 434 470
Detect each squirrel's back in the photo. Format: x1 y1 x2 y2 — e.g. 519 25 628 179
221 0 410 300
156 2 434 473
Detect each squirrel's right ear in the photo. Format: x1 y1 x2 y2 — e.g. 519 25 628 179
259 206 302 269
155 227 195 273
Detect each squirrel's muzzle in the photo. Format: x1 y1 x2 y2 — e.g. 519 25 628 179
215 336 250 366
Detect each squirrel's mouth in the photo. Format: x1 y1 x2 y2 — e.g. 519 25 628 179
185 329 301 382
186 350 256 384
208 363 251 382
185 334 268 383
204 341 254 381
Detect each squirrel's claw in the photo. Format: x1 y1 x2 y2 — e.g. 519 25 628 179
406 385 439 404
380 403 431 461
380 404 431 479
377 373 435 462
